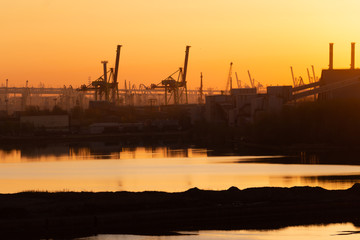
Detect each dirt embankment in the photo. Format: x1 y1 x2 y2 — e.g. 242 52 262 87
2 184 360 239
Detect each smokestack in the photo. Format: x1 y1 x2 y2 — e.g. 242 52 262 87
329 43 334 70
351 42 355 69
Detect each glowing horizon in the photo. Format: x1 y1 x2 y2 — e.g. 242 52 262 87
1 0 360 90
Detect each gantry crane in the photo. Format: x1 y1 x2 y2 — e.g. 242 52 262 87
235 72 241 88
247 70 255 88
225 62 233 94
78 45 122 103
290 66 304 87
150 46 191 105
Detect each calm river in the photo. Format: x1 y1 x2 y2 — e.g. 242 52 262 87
1 143 360 193
3 143 360 239
76 223 360 240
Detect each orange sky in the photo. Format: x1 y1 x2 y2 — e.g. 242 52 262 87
1 0 360 89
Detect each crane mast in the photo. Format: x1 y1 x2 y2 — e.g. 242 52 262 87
290 66 296 87
235 72 241 88
150 46 191 105
225 62 233 94
247 70 255 88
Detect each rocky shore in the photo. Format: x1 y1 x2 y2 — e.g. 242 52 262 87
2 184 360 239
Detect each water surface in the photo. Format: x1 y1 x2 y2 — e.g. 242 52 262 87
1 144 360 193
76 223 360 240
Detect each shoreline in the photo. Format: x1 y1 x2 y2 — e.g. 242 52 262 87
2 185 360 239
0 131 189 144
0 131 358 153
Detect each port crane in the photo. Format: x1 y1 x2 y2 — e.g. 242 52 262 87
78 45 122 103
247 70 255 88
225 62 233 94
290 66 305 87
247 70 264 90
235 72 241 88
312 65 317 83
150 46 190 105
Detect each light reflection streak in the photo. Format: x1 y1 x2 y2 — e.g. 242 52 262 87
0 147 360 193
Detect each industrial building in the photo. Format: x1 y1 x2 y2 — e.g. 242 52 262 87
205 86 292 126
205 42 360 126
0 45 221 115
2 43 360 133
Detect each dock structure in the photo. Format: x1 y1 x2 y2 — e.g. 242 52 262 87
205 43 360 126
2 43 360 121
0 84 222 114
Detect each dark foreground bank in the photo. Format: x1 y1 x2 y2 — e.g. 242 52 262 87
2 185 360 239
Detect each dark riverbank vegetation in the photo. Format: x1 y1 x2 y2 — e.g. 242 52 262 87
2 184 360 239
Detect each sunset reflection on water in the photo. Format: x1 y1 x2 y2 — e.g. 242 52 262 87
78 223 360 240
0 145 360 193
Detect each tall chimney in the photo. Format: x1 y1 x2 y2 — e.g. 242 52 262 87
351 42 355 69
329 43 334 70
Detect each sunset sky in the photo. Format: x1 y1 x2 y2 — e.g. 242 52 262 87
1 0 360 89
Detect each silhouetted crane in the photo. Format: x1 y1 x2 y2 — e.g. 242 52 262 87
247 70 255 88
225 62 233 94
235 72 241 88
150 46 191 105
78 45 122 103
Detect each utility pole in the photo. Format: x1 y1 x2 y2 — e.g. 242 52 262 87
199 72 204 104
5 79 8 115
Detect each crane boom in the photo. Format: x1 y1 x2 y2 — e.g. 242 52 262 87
235 72 241 88
290 66 296 87
307 68 311 83
311 65 316 82
225 62 233 94
182 46 190 84
113 45 122 85
247 70 255 88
